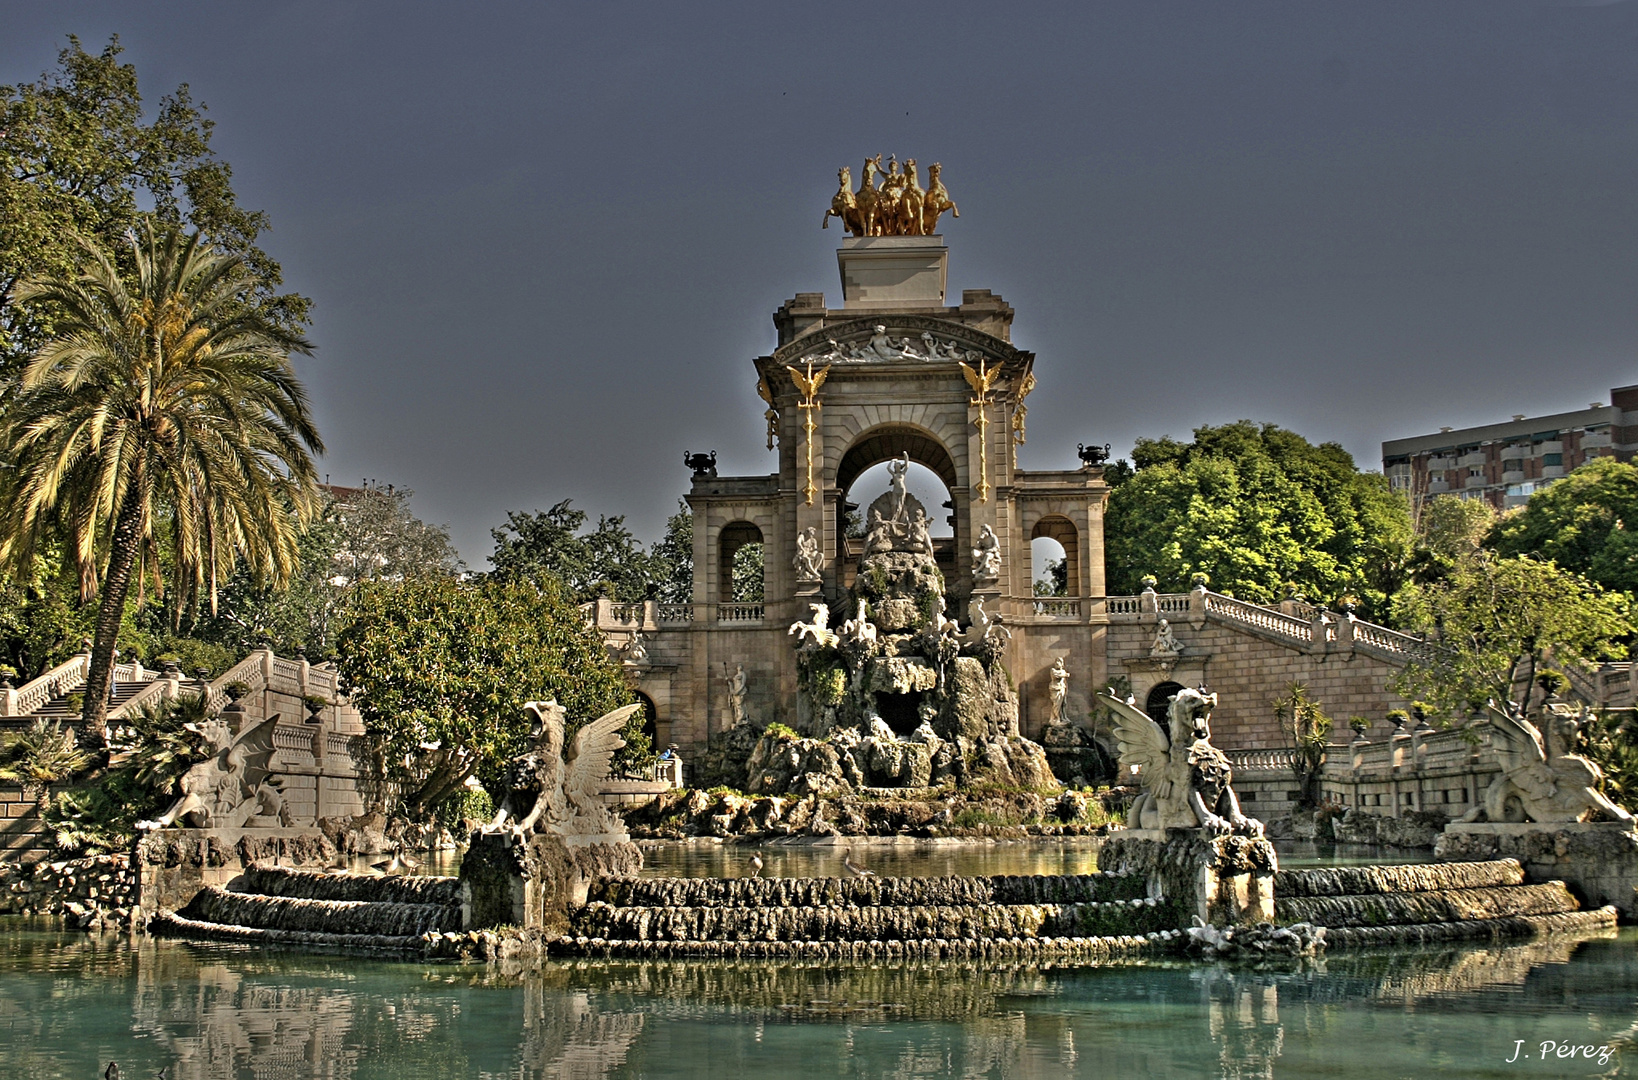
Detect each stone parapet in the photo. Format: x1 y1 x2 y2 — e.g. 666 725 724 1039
1435 821 1638 919
1098 829 1277 929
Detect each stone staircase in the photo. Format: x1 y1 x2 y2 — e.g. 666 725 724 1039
151 865 463 952
558 872 1181 960
1273 859 1617 948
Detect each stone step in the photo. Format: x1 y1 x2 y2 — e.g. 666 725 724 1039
573 898 1171 943
538 931 1179 961
1276 881 1579 929
238 865 463 906
589 872 1146 910
179 885 460 936
151 910 424 952
1274 860 1522 898
1319 906 1618 950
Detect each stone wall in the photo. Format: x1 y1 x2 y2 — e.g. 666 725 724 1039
1106 616 1411 751
0 783 51 866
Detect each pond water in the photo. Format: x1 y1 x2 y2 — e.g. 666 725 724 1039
2 924 1635 1079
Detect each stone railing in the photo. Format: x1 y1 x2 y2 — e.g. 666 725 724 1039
1032 598 1082 618
717 603 765 624
3 654 90 717
3 655 148 718
656 604 694 625
1100 586 1433 665
1226 747 1297 773
1203 592 1312 646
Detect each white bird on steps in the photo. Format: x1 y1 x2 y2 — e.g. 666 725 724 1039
748 854 764 878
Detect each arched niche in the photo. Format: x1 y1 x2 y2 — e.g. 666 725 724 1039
1145 680 1186 725
833 424 961 589
633 691 659 746
1030 515 1079 596
717 521 763 602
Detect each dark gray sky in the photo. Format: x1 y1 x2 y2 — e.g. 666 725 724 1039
7 2 1638 562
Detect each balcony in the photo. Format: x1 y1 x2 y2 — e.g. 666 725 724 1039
1426 456 1458 471
1541 465 1566 479
1464 474 1490 489
1535 440 1563 455
1458 452 1487 468
1501 465 1525 481
1427 479 1451 493
1499 443 1529 461
1582 431 1612 449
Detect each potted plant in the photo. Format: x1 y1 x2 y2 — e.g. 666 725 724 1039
1386 708 1410 731
303 695 328 723
1348 716 1371 738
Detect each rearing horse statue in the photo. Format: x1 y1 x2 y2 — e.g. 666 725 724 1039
854 155 884 237
823 165 856 231
922 162 959 235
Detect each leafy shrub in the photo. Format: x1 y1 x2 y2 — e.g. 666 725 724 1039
762 722 800 740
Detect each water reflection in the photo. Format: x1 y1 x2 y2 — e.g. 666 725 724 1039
1 923 1633 1079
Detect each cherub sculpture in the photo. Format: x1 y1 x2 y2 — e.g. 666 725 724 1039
487 699 643 839
1460 704 1633 824
140 716 284 830
1100 687 1262 835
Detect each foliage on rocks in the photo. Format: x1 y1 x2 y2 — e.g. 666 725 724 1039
336 573 646 819
1104 421 1411 618
0 718 93 796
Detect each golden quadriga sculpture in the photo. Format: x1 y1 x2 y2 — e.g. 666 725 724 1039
823 155 959 237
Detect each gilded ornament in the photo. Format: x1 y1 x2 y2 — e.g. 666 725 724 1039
787 358 831 506
822 156 955 237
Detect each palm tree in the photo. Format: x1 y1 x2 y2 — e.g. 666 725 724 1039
0 222 324 742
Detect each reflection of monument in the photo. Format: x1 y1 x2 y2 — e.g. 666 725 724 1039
604 170 1110 765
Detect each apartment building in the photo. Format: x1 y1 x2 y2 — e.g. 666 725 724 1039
1381 382 1638 510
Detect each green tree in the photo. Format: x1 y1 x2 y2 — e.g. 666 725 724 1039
336 574 644 820
1104 421 1412 618
650 500 693 603
1391 553 1631 718
1273 682 1332 809
491 497 684 602
0 224 323 741
1 36 309 373
1489 457 1638 596
189 483 462 657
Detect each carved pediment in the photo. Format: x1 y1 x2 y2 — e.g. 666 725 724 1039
770 316 1023 370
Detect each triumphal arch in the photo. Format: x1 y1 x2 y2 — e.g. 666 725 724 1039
599 163 1113 755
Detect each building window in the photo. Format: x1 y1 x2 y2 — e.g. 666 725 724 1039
1543 453 1563 466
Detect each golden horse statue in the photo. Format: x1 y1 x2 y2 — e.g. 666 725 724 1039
822 157 954 237
822 165 856 231
922 162 959 235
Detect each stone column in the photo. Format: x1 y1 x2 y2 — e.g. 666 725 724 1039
1098 830 1277 929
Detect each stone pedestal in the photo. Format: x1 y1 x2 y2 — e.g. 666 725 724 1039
135 827 336 914
837 236 947 308
1099 829 1277 929
1435 821 1638 919
461 830 641 934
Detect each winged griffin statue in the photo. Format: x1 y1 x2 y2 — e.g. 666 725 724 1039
140 716 285 830
1460 703 1633 825
1100 687 1263 835
487 699 643 839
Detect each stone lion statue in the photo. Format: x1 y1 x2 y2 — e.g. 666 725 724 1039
1100 687 1262 835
